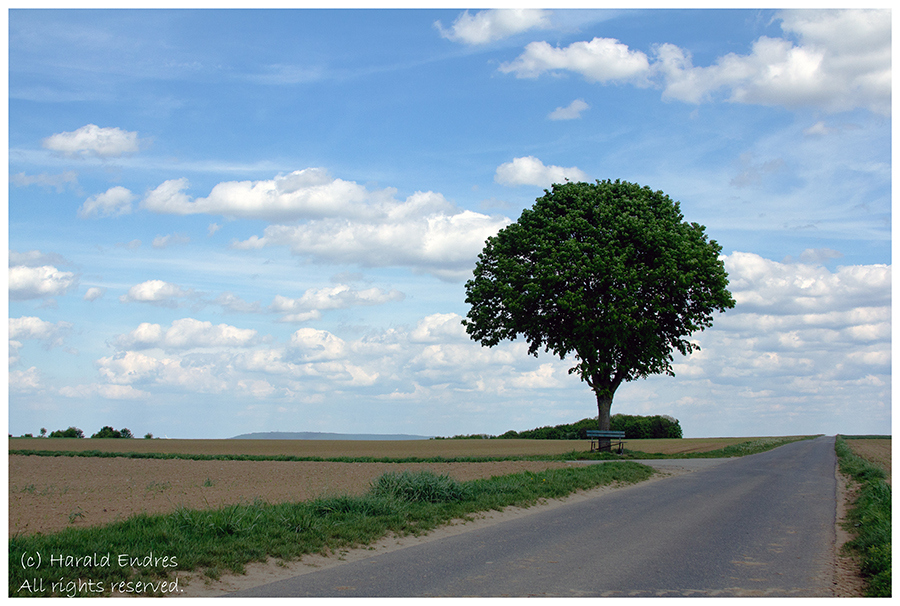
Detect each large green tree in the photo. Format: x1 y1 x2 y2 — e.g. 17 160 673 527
463 180 735 445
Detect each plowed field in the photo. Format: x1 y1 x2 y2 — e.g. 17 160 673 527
7 436 765 537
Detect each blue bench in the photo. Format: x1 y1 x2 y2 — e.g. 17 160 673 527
586 430 625 454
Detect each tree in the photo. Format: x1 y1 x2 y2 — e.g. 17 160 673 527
463 180 735 449
92 426 119 438
49 426 84 438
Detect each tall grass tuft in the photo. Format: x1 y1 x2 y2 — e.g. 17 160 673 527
369 470 471 503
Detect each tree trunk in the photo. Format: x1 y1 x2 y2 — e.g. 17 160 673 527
595 389 614 451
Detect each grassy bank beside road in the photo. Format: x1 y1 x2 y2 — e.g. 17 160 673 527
835 436 891 597
9 463 653 597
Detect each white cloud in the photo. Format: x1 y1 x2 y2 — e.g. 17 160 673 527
503 9 891 115
141 169 392 221
96 350 229 393
119 280 194 305
659 253 890 429
60 250 889 436
548 99 589 120
9 316 72 345
234 193 509 282
494 156 588 187
155 318 259 350
78 186 135 218
436 9 551 45
9 317 72 366
114 318 260 351
42 124 140 157
289 328 348 362
9 265 78 300
151 233 190 249
409 313 468 343
83 287 106 302
500 37 651 83
270 284 405 322
9 367 42 392
724 251 890 314
140 170 510 281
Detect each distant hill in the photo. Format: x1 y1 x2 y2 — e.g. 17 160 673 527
230 431 434 441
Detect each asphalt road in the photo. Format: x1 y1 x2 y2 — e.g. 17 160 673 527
229 436 838 597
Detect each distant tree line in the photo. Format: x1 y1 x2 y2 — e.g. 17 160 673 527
13 426 156 439
436 415 682 440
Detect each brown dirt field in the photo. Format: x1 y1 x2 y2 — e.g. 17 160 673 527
9 436 761 458
8 455 575 537
845 438 891 485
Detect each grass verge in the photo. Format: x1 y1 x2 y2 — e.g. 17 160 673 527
563 435 817 461
835 436 891 597
9 462 654 597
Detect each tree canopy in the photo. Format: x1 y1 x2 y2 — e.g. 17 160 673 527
463 180 735 438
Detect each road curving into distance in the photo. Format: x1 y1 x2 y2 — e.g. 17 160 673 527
228 435 839 597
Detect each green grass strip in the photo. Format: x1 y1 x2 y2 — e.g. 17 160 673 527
835 436 891 597
562 435 817 461
9 462 654 597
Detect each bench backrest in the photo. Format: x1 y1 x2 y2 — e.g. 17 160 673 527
586 430 625 438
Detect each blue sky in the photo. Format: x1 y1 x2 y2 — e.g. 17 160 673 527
7 8 892 439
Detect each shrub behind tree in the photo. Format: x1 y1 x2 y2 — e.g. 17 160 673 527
90 426 134 439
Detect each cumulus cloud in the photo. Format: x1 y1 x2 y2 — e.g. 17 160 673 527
502 9 891 115
9 316 73 365
114 318 260 351
61 250 890 436
9 265 78 300
96 350 230 393
78 186 135 218
435 9 551 45
501 37 652 83
139 169 512 281
494 156 588 187
42 124 141 157
270 285 405 322
409 313 469 343
9 367 42 392
119 280 194 306
233 191 509 282
9 316 72 344
141 169 391 221
548 99 589 120
724 251 890 314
